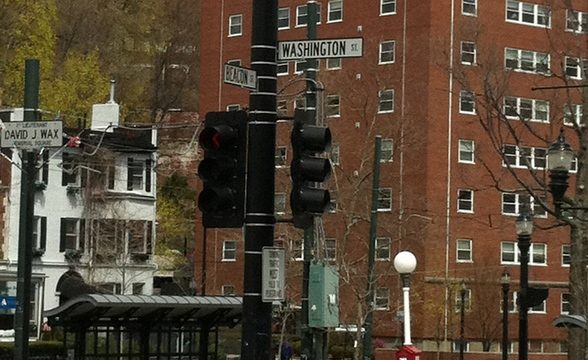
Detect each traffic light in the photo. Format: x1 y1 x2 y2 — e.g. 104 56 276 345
197 111 247 228
519 287 549 309
290 108 332 229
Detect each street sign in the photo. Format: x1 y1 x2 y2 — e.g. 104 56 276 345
1 121 63 150
223 63 257 90
261 247 285 302
278 38 363 60
0 296 16 310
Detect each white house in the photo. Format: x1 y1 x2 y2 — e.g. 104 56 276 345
0 101 158 339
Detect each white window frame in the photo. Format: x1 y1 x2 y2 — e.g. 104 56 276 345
529 298 546 313
501 241 547 265
456 239 473 262
565 56 586 80
277 62 289 76
502 144 547 170
226 104 241 112
455 288 471 311
278 7 290 30
377 188 392 212
457 189 474 213
380 0 396 15
325 238 337 261
63 218 81 251
378 89 395 113
453 341 471 352
458 139 475 164
222 240 237 261
327 0 343 23
275 146 287 168
561 244 571 267
228 14 243 37
296 4 321 27
375 237 391 261
462 0 477 16
506 0 551 28
226 59 241 66
291 239 304 261
274 192 286 215
374 287 390 310
563 104 584 127
500 192 547 218
380 139 394 163
561 293 571 314
566 10 587 33
459 90 476 114
503 96 549 122
330 144 340 165
460 41 476 65
222 285 236 296
379 41 395 64
326 58 342 70
326 95 341 117
505 48 550 75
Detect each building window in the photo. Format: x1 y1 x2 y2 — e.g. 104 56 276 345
296 4 321 27
501 242 547 265
328 0 343 22
277 100 288 117
459 90 476 114
33 216 47 251
227 59 241 66
458 139 475 163
275 146 287 167
380 139 393 162
565 57 586 80
561 293 571 314
222 285 236 296
566 10 587 33
127 157 152 192
222 240 237 261
460 41 476 65
277 62 289 76
62 152 80 186
128 220 153 255
505 48 550 74
374 288 389 310
97 283 122 295
462 0 476 16
378 89 395 113
228 15 243 36
326 58 342 70
504 96 549 122
325 238 336 260
326 95 341 117
295 60 308 74
380 0 396 15
226 104 241 112
506 1 550 27
455 288 471 311
379 41 395 64
562 245 571 266
563 104 584 127
457 189 473 213
330 144 340 165
327 192 337 213
275 193 286 215
376 237 391 261
291 239 303 261
295 97 307 110
456 239 472 262
132 283 144 295
60 218 83 251
377 188 392 212
452 341 471 352
501 192 547 218
502 144 547 170
529 299 546 313
278 7 290 30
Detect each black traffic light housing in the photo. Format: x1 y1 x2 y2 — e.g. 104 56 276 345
198 111 247 228
519 287 549 309
290 108 332 229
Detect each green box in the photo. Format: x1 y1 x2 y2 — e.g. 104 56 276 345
308 264 339 328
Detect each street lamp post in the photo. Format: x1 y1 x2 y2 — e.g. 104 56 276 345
459 281 467 360
516 205 533 360
501 269 511 360
547 131 574 214
394 251 417 346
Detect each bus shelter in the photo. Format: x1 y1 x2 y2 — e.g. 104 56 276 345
44 294 242 359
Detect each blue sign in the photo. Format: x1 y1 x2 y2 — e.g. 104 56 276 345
0 296 16 309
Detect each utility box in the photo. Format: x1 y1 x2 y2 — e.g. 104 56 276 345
395 345 422 360
308 263 339 328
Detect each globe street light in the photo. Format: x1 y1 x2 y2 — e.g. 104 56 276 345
516 204 533 360
546 130 574 214
501 268 511 360
394 251 417 346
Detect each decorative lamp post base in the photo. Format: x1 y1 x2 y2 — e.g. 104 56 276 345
395 345 422 360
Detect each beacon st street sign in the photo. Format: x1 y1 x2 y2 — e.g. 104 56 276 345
1 121 63 149
278 38 363 60
223 63 257 90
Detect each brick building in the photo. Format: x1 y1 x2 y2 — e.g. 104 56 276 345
197 0 587 357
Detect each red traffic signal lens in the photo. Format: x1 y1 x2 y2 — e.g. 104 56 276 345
199 125 237 151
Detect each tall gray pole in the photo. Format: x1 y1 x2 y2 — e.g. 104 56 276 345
363 136 382 360
240 1 277 359
14 59 40 360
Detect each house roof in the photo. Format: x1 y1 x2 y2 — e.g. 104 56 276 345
45 294 242 328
